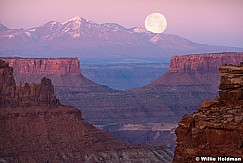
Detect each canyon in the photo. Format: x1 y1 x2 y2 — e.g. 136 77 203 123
81 63 168 90
0 59 173 162
173 62 243 162
2 52 243 149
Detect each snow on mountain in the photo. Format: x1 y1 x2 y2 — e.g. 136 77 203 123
28 28 36 32
61 16 82 24
129 27 147 33
0 24 8 31
0 16 242 60
24 32 32 37
100 23 128 31
42 21 61 28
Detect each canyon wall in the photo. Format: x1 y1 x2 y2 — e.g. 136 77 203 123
0 59 60 107
0 59 173 162
129 52 243 116
173 63 243 162
0 57 103 88
168 52 243 73
2 57 81 75
151 52 243 87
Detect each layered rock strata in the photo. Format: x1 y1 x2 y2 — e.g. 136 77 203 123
2 53 243 148
2 57 81 75
0 106 173 163
0 59 173 162
0 57 107 89
173 63 243 162
0 60 59 107
219 63 243 101
129 52 243 121
3 53 243 125
149 52 243 89
169 52 243 73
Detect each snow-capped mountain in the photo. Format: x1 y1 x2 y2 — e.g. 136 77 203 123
0 24 8 32
0 16 242 62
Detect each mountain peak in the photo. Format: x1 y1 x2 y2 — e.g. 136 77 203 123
61 16 92 25
69 16 82 22
62 16 82 25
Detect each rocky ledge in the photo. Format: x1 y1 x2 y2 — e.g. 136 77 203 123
173 62 243 162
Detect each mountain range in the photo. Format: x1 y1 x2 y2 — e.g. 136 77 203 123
1 16 243 63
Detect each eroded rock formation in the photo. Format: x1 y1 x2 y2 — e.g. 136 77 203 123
0 57 105 88
2 57 81 75
0 59 173 162
173 62 243 162
151 52 243 88
169 52 243 73
219 63 243 101
0 60 60 107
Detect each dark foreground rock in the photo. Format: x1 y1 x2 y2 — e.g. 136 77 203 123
173 62 243 162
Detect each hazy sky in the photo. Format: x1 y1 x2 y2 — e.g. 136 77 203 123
1 0 243 48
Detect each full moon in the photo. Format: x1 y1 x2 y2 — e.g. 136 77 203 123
145 13 167 33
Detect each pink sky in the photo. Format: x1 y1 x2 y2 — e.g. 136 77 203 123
0 0 243 48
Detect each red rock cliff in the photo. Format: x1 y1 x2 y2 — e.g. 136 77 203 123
168 52 243 73
0 57 102 87
2 57 81 75
0 59 60 107
173 63 243 162
150 52 243 87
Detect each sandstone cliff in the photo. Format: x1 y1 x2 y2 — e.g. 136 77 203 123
0 59 173 162
0 105 173 162
173 63 243 162
152 52 243 87
3 57 81 75
168 52 243 73
0 59 60 108
0 57 107 89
